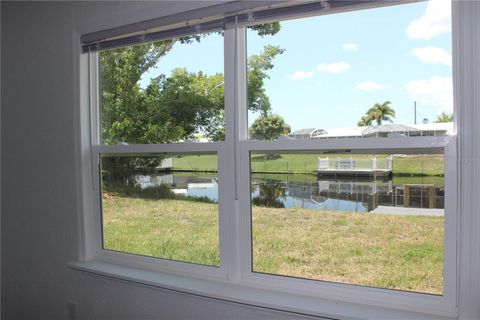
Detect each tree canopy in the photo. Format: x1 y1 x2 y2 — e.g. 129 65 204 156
100 26 283 145
247 45 285 116
249 114 291 140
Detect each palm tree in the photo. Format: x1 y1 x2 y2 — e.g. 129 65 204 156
357 101 395 126
434 112 453 123
357 114 373 126
366 101 395 125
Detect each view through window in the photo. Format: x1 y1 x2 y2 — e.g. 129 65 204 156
250 152 445 294
246 0 451 295
95 0 453 297
101 153 220 266
98 31 225 265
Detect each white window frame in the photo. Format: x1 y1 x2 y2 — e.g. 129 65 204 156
237 139 457 316
86 49 230 281
71 1 480 319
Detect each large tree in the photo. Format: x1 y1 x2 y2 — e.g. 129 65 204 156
247 45 285 116
249 114 291 141
100 25 283 185
101 41 283 144
357 101 395 126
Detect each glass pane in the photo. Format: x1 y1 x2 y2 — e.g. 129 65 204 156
99 32 225 144
246 0 453 140
101 153 219 266
250 151 444 294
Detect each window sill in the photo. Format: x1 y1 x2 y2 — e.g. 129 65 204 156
68 260 455 320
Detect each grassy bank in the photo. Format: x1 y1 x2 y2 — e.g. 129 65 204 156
173 154 444 176
102 194 443 294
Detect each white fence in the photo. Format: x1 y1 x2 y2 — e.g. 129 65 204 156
318 157 393 171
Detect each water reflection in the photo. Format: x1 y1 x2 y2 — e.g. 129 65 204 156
252 183 286 208
252 174 444 213
137 173 219 202
136 172 445 215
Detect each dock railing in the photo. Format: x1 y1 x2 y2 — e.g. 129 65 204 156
318 157 393 171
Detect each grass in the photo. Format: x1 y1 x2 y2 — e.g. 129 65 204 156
392 155 444 176
173 154 444 176
172 155 218 171
102 194 444 294
392 175 445 187
252 206 443 294
102 194 220 266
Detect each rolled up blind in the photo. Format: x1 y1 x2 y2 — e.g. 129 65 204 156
81 0 413 53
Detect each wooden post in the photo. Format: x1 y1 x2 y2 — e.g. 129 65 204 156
429 185 435 208
404 185 410 207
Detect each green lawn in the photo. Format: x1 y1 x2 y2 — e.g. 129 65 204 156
102 194 443 294
102 195 220 266
252 206 443 294
172 154 444 176
172 155 218 171
391 155 444 176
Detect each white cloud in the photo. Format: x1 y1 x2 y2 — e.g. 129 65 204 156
405 76 453 113
407 0 451 40
289 70 314 80
341 43 359 52
355 81 385 91
411 46 452 66
317 62 351 73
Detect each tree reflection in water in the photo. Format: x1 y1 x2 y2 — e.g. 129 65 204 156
252 183 286 208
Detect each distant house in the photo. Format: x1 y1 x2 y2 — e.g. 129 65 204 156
409 122 453 137
288 128 327 140
289 123 453 140
361 124 420 138
312 126 366 139
362 123 453 138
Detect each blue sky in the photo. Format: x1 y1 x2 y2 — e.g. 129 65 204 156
141 0 452 131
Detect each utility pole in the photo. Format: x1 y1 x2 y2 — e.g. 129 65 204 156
414 101 417 124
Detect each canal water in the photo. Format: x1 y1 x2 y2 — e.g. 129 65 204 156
137 172 445 213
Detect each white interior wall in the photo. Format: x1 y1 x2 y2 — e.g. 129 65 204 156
0 1 321 319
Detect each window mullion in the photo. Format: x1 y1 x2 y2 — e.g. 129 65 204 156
223 26 248 282
234 26 249 282
442 137 458 307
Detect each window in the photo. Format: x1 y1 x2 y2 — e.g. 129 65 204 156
243 3 454 297
93 31 226 272
81 0 460 317
99 32 225 145
249 152 445 294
